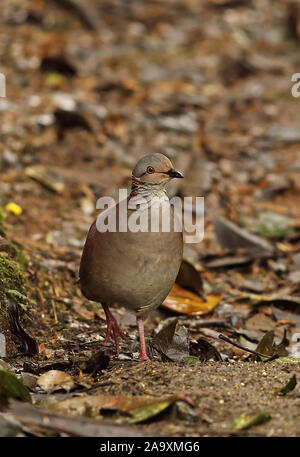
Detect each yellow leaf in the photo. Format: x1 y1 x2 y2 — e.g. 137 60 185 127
162 284 222 316
5 202 22 215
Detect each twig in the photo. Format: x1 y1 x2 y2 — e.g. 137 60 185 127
50 273 58 323
51 299 58 323
218 334 279 361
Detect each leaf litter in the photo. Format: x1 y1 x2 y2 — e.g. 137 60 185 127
1 0 300 437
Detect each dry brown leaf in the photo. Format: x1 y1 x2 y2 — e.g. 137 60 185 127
162 284 222 316
50 393 192 423
37 370 75 393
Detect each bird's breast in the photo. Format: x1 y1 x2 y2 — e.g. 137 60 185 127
79 199 183 313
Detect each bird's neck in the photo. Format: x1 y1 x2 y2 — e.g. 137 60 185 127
129 175 169 209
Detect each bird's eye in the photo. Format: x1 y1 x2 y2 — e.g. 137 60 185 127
146 166 155 174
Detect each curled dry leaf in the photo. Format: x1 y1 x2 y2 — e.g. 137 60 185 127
50 393 193 424
176 260 205 299
189 338 222 362
151 318 189 362
37 370 75 393
162 284 222 316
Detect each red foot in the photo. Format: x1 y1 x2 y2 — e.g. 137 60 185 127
102 304 126 354
139 352 150 362
137 317 151 362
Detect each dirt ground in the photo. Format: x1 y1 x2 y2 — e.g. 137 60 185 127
1 0 300 437
98 361 300 437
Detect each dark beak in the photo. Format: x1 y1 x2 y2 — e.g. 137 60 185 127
165 169 184 179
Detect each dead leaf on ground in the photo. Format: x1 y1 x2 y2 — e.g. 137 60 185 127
277 374 297 396
251 330 289 361
176 260 205 299
162 284 222 316
151 318 189 362
231 412 270 433
37 370 75 393
50 393 193 424
273 357 300 364
189 337 222 362
7 399 146 437
213 216 275 258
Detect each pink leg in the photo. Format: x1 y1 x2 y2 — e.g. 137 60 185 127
137 318 150 361
102 304 126 354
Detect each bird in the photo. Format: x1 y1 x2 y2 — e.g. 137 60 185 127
79 153 184 361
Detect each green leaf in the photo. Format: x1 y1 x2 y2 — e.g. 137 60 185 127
231 413 270 432
278 375 297 396
128 401 172 424
182 356 201 364
273 357 300 364
0 370 31 402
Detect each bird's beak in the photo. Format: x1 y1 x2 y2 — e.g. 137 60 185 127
165 169 184 179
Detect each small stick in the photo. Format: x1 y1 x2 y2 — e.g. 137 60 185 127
51 298 58 323
50 273 58 323
218 334 279 361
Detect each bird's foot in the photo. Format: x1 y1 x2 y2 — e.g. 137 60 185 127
102 305 126 354
137 317 150 362
139 352 150 362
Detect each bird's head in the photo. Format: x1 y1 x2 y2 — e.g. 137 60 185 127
132 153 184 188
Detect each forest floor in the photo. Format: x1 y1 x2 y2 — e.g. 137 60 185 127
1 0 300 437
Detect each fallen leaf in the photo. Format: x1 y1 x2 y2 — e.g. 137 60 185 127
277 375 297 396
231 413 270 432
273 357 300 364
162 284 221 316
50 393 190 424
151 318 189 362
251 330 288 361
189 337 222 362
37 370 75 393
176 259 205 299
0 371 31 402
182 356 201 364
213 216 275 258
7 399 146 437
